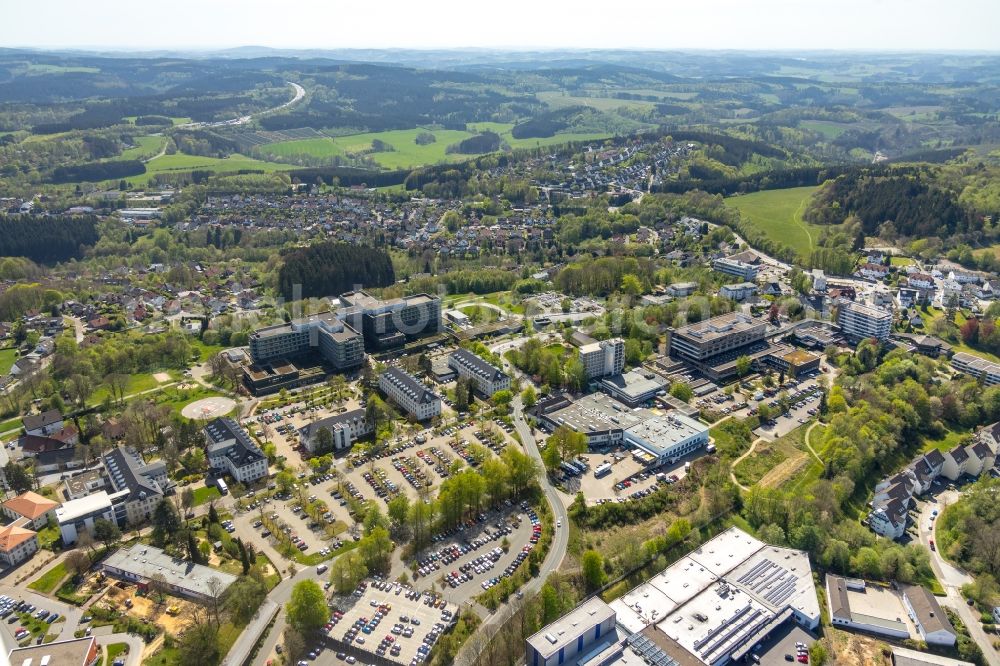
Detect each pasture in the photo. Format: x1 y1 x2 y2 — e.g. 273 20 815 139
724 186 823 257
800 120 848 139
133 152 294 185
119 135 167 160
259 123 612 169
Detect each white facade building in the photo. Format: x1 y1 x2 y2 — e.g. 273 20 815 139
836 299 892 341
448 348 511 396
203 419 269 484
379 367 442 421
579 338 625 380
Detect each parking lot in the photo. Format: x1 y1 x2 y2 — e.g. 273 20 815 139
754 623 817 666
752 378 823 439
336 420 518 506
407 502 542 606
559 448 700 506
321 580 458 666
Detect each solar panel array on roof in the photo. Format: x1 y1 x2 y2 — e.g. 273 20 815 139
737 557 799 607
624 632 679 666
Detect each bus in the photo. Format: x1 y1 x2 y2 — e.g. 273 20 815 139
594 462 612 478
215 477 229 495
560 462 579 477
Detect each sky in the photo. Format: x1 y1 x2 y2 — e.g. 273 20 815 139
2 0 998 52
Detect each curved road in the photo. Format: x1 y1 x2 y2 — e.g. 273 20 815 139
917 494 1000 666
454 395 569 665
179 81 305 129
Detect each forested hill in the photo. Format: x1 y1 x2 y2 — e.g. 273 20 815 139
277 243 395 300
804 170 981 238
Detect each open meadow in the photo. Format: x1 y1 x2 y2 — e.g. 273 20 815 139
724 185 823 257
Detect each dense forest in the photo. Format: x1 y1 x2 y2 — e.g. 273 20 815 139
48 159 145 185
0 215 99 263
805 170 980 237
277 242 395 299
446 132 502 155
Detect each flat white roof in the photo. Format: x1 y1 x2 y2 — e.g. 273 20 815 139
610 527 819 665
526 597 615 660
55 491 112 523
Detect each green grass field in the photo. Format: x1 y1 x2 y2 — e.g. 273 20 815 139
262 128 479 170
0 348 17 375
260 123 612 170
725 186 823 257
800 120 848 139
119 135 167 161
134 152 293 185
90 372 164 405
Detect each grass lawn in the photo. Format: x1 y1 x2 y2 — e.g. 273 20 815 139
733 444 788 487
0 416 23 435
90 372 164 404
459 304 500 324
890 256 915 266
724 186 825 258
192 485 222 506
922 428 970 453
107 642 128 663
0 348 17 375
36 523 61 550
28 561 68 594
780 424 828 495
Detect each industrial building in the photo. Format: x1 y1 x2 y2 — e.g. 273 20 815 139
7 636 100 666
598 368 668 407
623 413 710 466
579 338 625 379
532 392 710 466
836 299 892 342
826 575 956 646
379 367 442 421
527 527 820 666
448 348 511 396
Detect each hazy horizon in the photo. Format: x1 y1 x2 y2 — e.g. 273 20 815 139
3 0 998 52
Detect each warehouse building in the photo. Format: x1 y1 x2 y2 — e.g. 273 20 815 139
527 527 820 666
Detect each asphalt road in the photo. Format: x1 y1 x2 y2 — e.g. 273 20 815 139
452 396 569 666
917 491 1000 666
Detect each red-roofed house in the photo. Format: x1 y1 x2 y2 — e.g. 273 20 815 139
2 491 59 530
0 523 38 566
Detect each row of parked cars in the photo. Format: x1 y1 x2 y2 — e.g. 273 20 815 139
415 519 514 579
